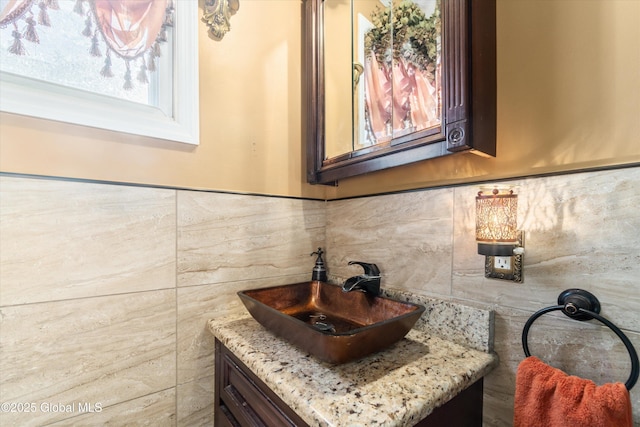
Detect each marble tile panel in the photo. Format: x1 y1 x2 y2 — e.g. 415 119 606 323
177 191 325 287
48 389 176 426
326 189 454 296
0 290 176 427
0 176 176 305
482 309 526 427
177 379 213 427
452 167 640 332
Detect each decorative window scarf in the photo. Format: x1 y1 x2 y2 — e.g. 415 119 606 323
1 0 173 88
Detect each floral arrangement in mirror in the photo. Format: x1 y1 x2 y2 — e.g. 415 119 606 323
363 0 442 141
365 0 441 75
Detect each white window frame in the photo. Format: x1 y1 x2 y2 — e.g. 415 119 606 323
0 1 199 145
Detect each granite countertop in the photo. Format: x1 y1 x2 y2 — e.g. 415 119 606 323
207 291 498 427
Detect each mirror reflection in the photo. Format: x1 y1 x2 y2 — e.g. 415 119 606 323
324 0 442 160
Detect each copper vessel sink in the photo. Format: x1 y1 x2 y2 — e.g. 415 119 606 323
237 281 425 364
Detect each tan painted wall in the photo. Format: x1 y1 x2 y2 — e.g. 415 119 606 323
1 1 638 200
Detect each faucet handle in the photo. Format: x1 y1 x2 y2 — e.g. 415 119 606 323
348 261 380 277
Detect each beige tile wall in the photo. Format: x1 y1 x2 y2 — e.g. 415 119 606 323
327 166 640 426
0 176 326 426
1 166 638 426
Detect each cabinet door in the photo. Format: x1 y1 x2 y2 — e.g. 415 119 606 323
215 340 309 427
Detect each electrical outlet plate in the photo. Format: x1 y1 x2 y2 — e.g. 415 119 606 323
494 256 511 270
484 231 524 283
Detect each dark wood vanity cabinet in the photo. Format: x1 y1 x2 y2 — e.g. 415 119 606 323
414 379 483 427
215 339 309 426
215 339 483 427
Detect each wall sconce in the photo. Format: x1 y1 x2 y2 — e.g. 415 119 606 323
476 188 524 282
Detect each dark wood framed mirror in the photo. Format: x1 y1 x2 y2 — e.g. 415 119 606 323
305 0 496 185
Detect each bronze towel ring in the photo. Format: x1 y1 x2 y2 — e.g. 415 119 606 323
522 288 639 391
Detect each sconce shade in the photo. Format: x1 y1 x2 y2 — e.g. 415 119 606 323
476 189 518 256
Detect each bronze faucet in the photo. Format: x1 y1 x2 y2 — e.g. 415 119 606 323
342 261 381 296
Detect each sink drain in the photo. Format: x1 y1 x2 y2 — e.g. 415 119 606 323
312 321 336 333
307 313 336 333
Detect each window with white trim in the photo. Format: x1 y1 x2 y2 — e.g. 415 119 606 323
0 0 199 145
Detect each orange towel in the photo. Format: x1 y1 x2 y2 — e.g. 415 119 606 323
514 356 633 427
